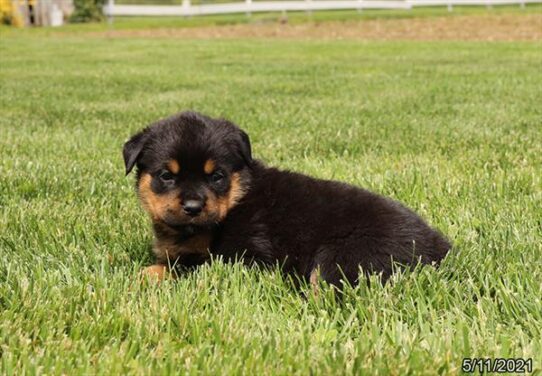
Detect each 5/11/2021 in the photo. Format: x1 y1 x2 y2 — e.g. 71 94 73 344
462 358 533 373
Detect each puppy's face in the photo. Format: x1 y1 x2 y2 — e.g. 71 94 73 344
123 112 252 228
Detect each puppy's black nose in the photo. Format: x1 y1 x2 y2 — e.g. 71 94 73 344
182 200 204 216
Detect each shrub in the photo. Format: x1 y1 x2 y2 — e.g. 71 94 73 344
69 0 106 23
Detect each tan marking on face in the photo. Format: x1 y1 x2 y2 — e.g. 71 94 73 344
204 159 216 175
167 160 180 174
153 233 212 265
138 173 181 222
207 172 247 220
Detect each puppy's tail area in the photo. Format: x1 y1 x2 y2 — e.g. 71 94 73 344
429 232 453 265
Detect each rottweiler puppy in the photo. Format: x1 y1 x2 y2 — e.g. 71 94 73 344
123 111 451 286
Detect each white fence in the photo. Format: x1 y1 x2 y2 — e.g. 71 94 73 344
103 0 541 17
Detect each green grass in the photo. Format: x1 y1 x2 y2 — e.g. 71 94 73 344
1 14 542 375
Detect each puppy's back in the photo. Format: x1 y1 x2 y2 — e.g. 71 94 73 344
240 162 451 284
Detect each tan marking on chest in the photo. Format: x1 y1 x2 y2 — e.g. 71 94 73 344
153 233 212 264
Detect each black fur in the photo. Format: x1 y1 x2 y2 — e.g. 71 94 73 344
124 111 451 286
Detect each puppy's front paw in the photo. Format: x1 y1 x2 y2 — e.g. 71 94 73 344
140 264 170 282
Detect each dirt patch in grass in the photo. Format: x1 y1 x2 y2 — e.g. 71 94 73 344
95 14 542 41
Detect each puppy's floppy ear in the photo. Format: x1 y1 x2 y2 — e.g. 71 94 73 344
238 129 252 165
123 129 149 175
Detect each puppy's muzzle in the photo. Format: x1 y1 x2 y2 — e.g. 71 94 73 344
182 199 205 217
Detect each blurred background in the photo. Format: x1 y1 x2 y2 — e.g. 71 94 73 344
1 0 540 27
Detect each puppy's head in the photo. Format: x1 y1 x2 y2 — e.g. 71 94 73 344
123 111 252 228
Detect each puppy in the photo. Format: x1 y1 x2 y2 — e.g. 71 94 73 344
123 111 451 286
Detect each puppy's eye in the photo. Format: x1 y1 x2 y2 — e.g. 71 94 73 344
159 170 175 182
210 171 224 183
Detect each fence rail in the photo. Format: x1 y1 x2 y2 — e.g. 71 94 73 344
103 0 541 17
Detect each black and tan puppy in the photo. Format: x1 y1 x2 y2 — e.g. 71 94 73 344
124 111 451 286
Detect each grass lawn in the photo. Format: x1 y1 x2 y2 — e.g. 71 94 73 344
1 9 541 374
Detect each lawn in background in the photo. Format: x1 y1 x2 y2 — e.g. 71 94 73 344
1 10 541 375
